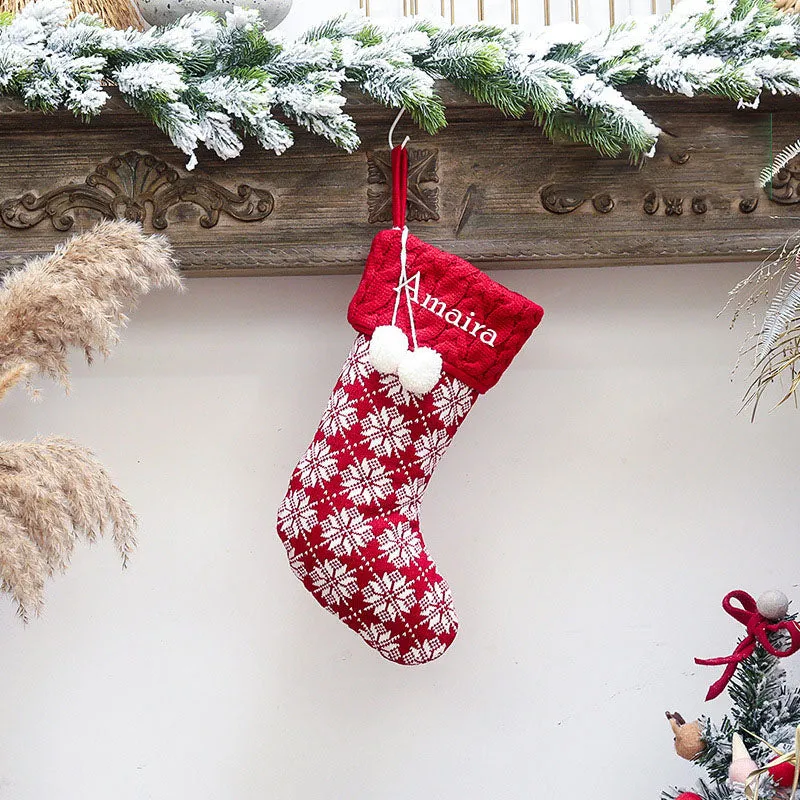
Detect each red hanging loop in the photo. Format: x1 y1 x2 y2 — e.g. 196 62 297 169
391 144 409 229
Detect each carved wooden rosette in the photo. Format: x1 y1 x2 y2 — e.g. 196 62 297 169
766 157 800 204
0 86 794 275
366 148 439 224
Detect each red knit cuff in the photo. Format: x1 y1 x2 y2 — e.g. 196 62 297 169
348 229 544 394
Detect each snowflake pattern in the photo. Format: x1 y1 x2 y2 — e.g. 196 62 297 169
395 478 427 518
362 572 417 621
296 439 338 488
361 406 412 457
377 519 422 566
340 458 393 505
309 558 359 606
276 335 478 665
277 490 317 539
419 582 458 635
415 429 450 476
320 507 373 555
320 387 358 436
433 381 474 427
361 623 401 661
379 373 419 407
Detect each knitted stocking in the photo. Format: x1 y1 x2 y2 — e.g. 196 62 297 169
276 222 543 665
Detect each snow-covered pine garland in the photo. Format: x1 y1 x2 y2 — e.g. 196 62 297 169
1 0 799 168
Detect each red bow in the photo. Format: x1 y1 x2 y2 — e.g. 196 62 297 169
696 590 800 701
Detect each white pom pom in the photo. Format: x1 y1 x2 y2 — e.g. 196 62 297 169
758 589 790 621
369 325 408 374
397 346 442 395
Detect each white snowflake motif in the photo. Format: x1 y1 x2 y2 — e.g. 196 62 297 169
320 507 373 555
340 458 393 506
377 519 421 566
361 406 411 457
308 558 358 606
297 439 338 488
414 429 450 476
361 623 401 660
432 379 473 427
379 373 419 407
394 478 427 518
320 387 357 436
362 572 417 621
340 337 371 385
277 490 318 539
287 550 309 580
406 637 448 665
418 582 457 635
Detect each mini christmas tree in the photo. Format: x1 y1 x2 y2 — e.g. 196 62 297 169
663 591 800 800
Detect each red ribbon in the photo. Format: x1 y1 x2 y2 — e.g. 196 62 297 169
696 590 800 701
391 144 408 229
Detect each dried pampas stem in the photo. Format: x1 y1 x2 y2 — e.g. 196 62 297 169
0 218 182 394
0 219 182 619
0 363 29 403
0 0 146 30
0 438 137 620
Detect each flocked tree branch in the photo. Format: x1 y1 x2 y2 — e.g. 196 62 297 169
0 0 799 165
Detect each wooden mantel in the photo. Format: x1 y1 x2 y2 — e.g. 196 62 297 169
0 85 798 276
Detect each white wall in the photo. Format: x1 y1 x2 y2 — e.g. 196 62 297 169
0 261 799 800
277 0 673 43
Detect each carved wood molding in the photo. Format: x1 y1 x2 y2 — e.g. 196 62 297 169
367 148 439 224
0 90 799 275
767 156 800 204
0 151 274 232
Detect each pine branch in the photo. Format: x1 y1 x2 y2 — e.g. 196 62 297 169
6 0 800 164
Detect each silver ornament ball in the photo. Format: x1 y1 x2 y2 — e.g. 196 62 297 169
137 0 292 29
757 589 790 621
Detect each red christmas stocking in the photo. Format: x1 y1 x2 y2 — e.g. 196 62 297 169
276 147 543 665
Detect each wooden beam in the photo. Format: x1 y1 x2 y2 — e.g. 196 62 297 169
0 86 796 276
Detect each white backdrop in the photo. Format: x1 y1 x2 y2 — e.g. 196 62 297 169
277 0 676 41
1 261 799 799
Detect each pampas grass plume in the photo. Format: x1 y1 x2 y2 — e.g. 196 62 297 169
0 218 182 618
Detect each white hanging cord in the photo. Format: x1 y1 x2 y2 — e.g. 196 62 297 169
388 109 416 350
388 108 410 151
389 226 419 350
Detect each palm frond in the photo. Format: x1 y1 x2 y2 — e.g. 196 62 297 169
759 256 800 358
760 138 800 188
727 233 800 415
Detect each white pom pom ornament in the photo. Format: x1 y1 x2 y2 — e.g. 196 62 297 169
397 346 442 395
369 325 409 374
757 589 790 621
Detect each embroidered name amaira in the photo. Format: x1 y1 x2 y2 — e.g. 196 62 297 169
395 271 497 347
